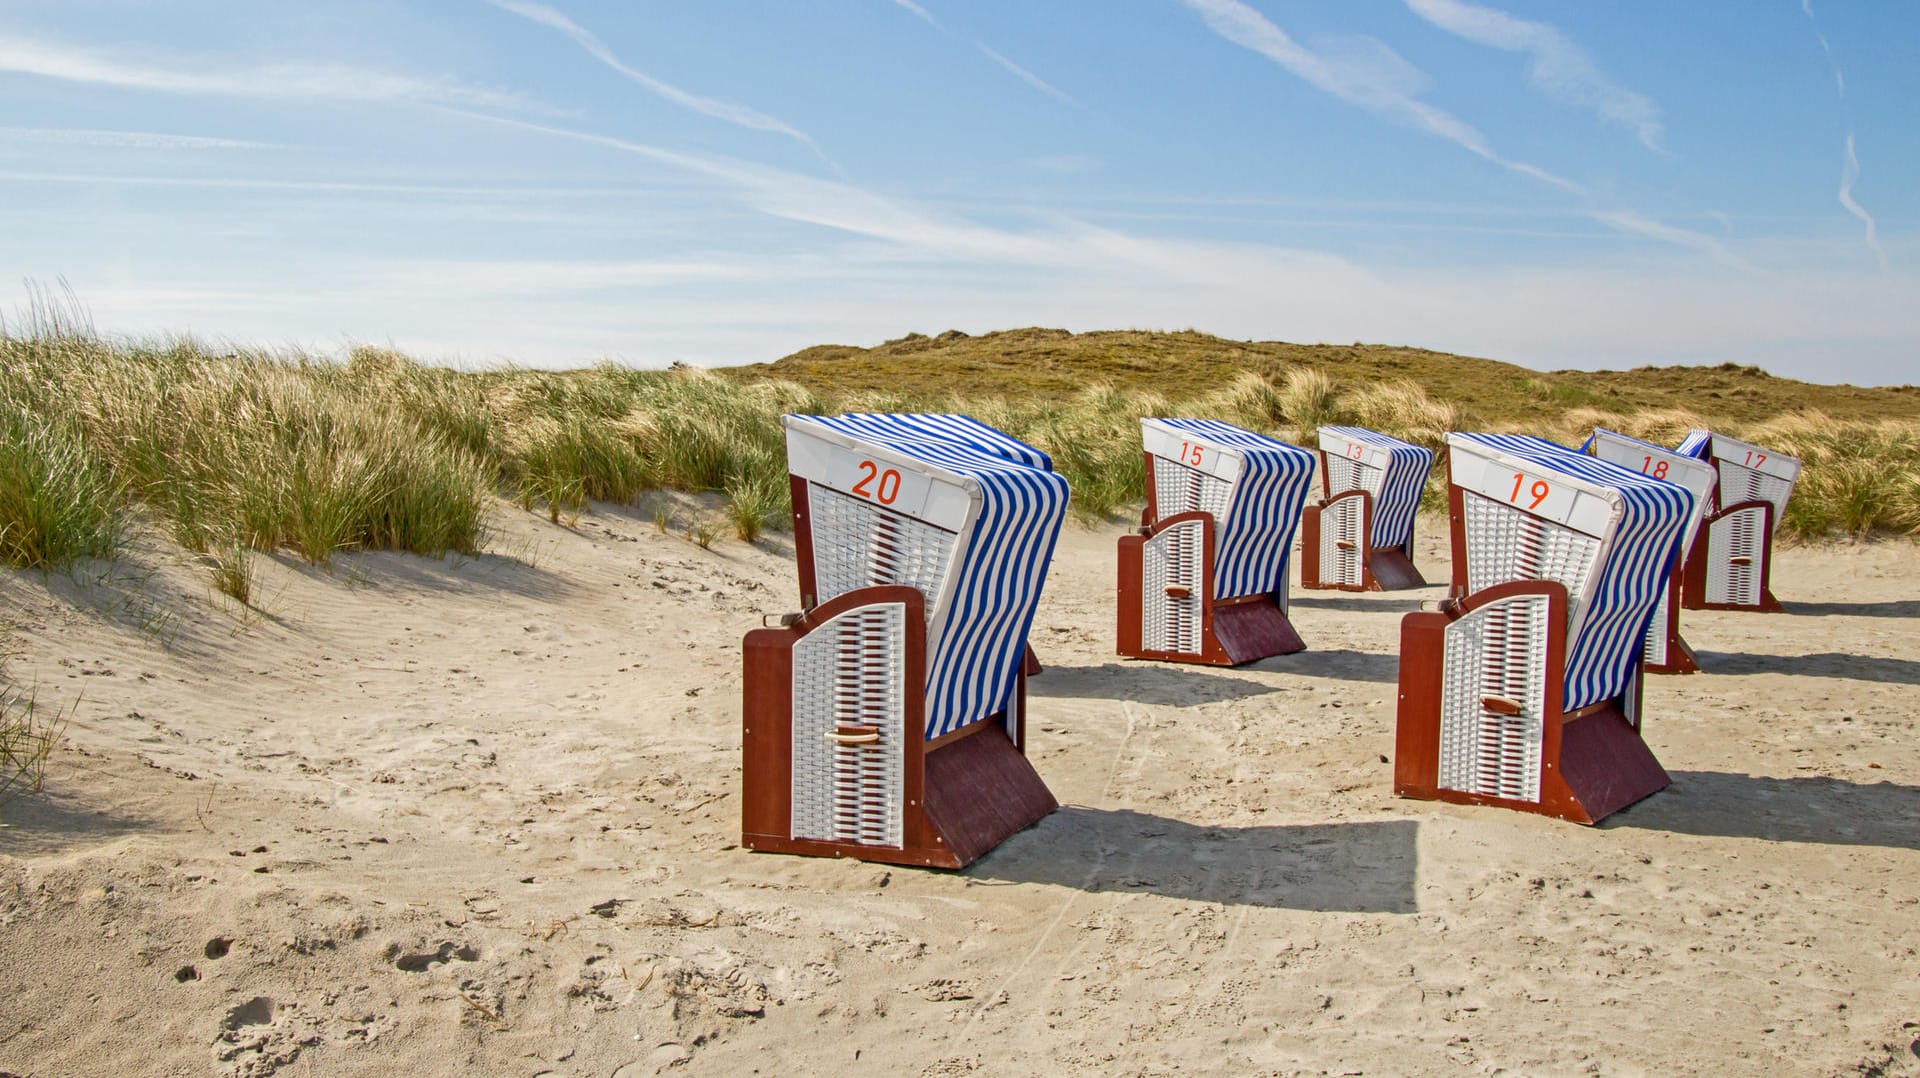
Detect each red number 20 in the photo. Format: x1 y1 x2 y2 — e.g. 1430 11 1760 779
852 460 901 504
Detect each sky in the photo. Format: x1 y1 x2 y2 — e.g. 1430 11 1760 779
1 1 1915 385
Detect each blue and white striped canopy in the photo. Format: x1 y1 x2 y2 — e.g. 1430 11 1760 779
1676 429 1713 461
787 413 1069 740
1149 417 1316 600
1452 433 1693 710
1318 425 1433 551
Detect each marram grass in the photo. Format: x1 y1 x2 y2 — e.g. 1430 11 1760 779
2 319 1916 571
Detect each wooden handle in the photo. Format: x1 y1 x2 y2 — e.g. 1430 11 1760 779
1336 541 1357 550
1164 585 1191 599
1480 695 1525 717
825 726 880 745
1729 556 1753 566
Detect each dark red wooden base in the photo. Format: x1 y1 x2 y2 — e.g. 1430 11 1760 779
1116 512 1306 666
741 585 1057 870
1393 580 1668 825
1299 493 1426 592
1681 499 1784 613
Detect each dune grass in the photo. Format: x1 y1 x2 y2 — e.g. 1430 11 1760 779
0 673 61 805
2 306 1915 567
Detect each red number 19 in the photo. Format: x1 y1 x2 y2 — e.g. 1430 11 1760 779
1509 473 1550 509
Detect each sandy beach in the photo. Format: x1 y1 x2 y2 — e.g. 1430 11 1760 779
2 502 1917 1077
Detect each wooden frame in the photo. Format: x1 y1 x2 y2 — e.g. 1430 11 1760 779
1393 579 1668 824
1116 446 1307 666
1681 499 1784 612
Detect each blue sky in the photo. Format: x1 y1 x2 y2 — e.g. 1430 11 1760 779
1 1 1914 385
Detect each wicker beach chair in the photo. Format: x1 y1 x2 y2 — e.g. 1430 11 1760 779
1676 430 1802 613
1117 418 1315 665
741 414 1069 868
1394 433 1693 823
1584 428 1719 674
1301 426 1434 591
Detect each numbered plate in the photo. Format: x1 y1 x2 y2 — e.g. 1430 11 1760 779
785 426 972 531
1452 446 1616 538
1141 422 1244 482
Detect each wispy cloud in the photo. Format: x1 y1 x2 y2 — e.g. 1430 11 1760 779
1589 210 1751 270
976 45 1082 108
0 33 532 110
1402 0 1664 151
1838 134 1885 270
0 126 285 151
484 0 833 166
1175 0 1582 192
1800 1 1884 269
889 0 944 32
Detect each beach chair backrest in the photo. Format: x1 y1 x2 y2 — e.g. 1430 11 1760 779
1318 426 1433 550
1588 429 1718 548
1142 418 1316 601
1447 433 1691 710
1683 430 1800 532
784 414 1068 739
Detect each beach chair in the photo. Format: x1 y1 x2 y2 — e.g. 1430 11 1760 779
1676 430 1802 613
1394 433 1692 823
1301 426 1434 591
1117 418 1315 665
741 414 1069 868
1585 429 1718 674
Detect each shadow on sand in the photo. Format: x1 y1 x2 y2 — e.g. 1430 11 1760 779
1607 770 1920 851
1691 650 1920 686
1781 598 1920 620
971 807 1418 913
0 784 153 859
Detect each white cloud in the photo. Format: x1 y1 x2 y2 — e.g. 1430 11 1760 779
484 0 833 166
1403 0 1665 151
1175 0 1582 192
0 33 533 110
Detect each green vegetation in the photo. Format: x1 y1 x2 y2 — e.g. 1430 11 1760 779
2 311 1915 571
0 676 61 805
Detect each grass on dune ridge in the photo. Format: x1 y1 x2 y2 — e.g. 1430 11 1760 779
1 309 1917 587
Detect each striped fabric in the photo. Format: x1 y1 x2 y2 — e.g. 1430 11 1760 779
1450 433 1692 710
1317 425 1433 551
1676 429 1713 461
786 414 1069 740
1146 418 1317 600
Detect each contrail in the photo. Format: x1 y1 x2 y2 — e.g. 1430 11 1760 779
1801 0 1884 268
486 0 835 167
889 0 1080 108
977 45 1082 109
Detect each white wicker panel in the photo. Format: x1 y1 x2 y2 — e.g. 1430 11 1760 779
1323 454 1384 500
1320 495 1366 587
1153 456 1235 522
1461 492 1602 632
1643 584 1671 666
1705 504 1767 607
790 603 906 848
1719 463 1794 528
1438 592 1550 802
808 482 956 618
1143 519 1204 654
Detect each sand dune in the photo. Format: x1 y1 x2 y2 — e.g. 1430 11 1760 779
2 504 1917 1076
